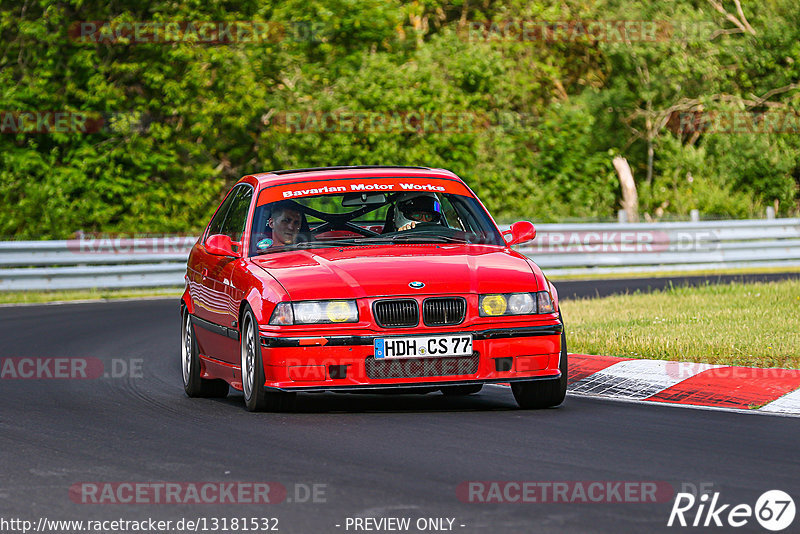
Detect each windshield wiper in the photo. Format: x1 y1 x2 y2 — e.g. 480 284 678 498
255 240 356 255
347 237 395 245
390 233 466 244
254 238 398 255
255 234 470 255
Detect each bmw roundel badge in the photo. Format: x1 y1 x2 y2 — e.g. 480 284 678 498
409 281 425 289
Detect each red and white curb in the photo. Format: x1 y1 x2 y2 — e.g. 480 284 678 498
566 354 800 416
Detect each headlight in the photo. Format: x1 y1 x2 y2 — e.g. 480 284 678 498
269 300 359 325
508 292 535 314
479 292 553 316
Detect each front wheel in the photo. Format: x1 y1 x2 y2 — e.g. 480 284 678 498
241 308 296 412
512 314 568 409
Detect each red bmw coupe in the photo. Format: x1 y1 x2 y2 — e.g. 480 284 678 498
181 166 567 411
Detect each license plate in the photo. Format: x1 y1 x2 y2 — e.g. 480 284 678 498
374 334 473 359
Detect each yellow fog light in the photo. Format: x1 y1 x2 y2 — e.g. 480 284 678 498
480 294 507 316
326 301 354 322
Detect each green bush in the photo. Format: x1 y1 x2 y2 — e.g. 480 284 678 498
1 0 799 238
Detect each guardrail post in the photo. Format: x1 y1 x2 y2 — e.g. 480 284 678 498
618 209 628 224
766 206 776 219
690 209 700 222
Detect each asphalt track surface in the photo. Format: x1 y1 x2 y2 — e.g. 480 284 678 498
2 278 800 534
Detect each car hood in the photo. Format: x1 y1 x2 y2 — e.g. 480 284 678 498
250 245 542 300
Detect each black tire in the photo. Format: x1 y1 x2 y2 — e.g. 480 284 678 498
440 384 483 396
241 307 296 412
511 313 568 409
181 308 229 398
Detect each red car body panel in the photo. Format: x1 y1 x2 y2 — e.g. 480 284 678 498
250 246 542 301
182 167 562 394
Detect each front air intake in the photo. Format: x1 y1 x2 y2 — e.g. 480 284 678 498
373 299 419 328
423 297 466 326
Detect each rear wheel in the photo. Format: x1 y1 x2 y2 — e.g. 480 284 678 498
181 308 229 398
440 384 483 396
511 313 568 409
241 307 296 412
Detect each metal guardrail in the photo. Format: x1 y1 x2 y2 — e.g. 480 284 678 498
518 218 800 276
0 218 799 290
0 236 195 291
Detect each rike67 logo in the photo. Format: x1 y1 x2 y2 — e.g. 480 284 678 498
668 490 795 531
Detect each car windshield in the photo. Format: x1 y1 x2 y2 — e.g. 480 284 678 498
248 185 504 256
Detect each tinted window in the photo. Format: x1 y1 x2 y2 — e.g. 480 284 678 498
219 186 253 242
205 186 240 240
249 191 504 254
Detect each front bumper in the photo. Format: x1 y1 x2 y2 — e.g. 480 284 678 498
259 324 563 392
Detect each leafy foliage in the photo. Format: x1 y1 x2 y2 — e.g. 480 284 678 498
1 0 798 238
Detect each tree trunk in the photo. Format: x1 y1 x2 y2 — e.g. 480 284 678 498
613 157 639 223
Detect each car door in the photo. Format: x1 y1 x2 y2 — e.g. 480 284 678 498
188 185 238 349
192 184 252 364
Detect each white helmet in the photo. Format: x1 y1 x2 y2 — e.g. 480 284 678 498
393 192 442 229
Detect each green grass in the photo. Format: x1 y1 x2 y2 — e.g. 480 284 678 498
0 288 183 305
564 279 800 369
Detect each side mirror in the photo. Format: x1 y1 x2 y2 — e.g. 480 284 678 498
205 234 241 257
502 221 536 246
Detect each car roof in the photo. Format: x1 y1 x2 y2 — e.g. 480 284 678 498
245 166 463 187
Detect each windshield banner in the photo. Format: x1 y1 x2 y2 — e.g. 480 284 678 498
256 177 471 205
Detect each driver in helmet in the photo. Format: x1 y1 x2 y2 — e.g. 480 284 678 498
393 192 443 231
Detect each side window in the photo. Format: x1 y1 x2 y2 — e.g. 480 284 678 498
205 186 240 240
219 186 253 242
451 195 504 245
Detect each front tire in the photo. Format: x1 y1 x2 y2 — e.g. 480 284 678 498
511 313 568 409
181 308 229 398
241 307 296 412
